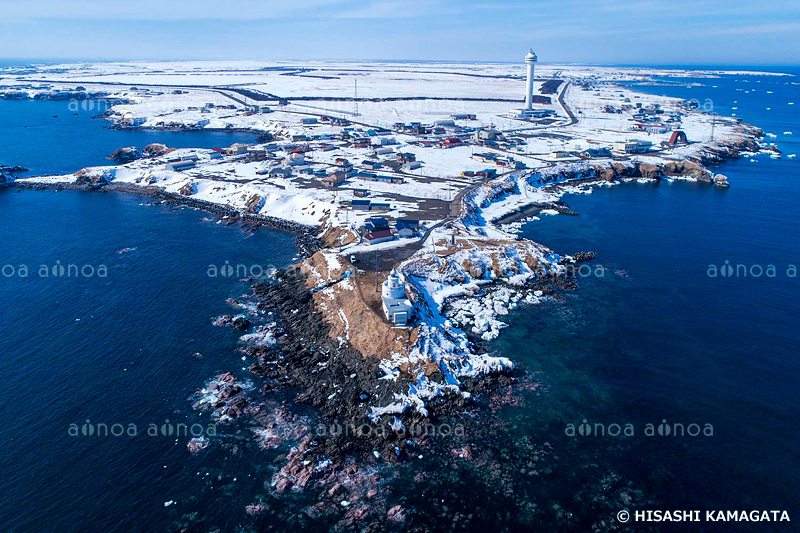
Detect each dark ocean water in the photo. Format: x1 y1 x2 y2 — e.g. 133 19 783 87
1 66 798 531
493 68 800 526
0 99 258 176
0 189 298 530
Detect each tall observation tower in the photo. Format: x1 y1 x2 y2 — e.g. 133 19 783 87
524 49 537 110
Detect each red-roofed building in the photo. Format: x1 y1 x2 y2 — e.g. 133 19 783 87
365 229 394 245
669 130 688 146
439 136 462 148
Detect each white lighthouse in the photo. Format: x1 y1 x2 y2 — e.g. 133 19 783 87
524 48 537 110
381 269 412 326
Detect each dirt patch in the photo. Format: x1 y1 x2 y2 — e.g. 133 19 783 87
300 252 418 360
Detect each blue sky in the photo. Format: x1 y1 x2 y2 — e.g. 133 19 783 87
0 0 798 65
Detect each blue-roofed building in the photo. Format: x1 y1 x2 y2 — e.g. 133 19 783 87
365 216 390 232
361 160 382 170
396 218 420 231
396 218 420 237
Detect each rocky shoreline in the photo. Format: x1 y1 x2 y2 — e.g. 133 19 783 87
242 250 588 444
12 117 763 435
182 250 651 531
248 267 473 447
104 120 271 139
487 135 765 225
9 127 764 530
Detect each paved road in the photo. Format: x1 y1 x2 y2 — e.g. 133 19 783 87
557 81 578 126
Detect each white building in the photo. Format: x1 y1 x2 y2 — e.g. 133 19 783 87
613 140 653 154
371 136 396 146
287 153 305 165
524 49 537 110
515 49 547 120
474 128 503 142
381 270 412 326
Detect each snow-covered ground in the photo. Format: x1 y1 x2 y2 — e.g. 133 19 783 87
5 58 776 424
11 60 760 232
10 59 768 261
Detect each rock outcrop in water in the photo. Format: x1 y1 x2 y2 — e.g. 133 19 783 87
571 251 599 262
0 164 28 174
212 314 251 330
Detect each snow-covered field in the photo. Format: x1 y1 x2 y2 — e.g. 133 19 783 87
9 60 760 232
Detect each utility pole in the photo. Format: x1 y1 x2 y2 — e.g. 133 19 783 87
340 208 347 252
354 79 359 118
710 113 716 142
375 250 379 293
